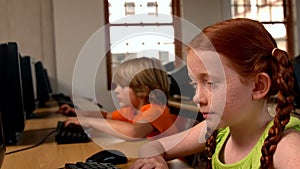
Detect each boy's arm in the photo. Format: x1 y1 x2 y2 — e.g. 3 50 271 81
57 104 108 118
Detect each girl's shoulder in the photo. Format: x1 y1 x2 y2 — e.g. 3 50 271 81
272 116 300 168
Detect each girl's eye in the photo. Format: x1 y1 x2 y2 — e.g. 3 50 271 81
189 79 214 89
206 81 213 86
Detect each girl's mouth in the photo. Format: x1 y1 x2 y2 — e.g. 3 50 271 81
202 112 210 119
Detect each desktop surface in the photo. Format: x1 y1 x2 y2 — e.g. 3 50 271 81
2 103 192 169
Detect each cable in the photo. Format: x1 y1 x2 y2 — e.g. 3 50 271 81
5 129 56 155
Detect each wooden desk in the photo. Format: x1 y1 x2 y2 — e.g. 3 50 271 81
168 99 198 113
2 106 192 169
168 98 204 124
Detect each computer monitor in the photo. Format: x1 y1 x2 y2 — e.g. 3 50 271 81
43 68 52 94
35 61 51 107
167 65 194 100
0 42 26 144
293 55 300 108
20 56 36 118
0 114 6 168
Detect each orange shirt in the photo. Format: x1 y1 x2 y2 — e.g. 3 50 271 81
111 104 177 138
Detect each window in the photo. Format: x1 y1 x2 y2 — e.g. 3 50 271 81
147 2 158 15
231 0 294 57
125 2 135 15
104 0 181 89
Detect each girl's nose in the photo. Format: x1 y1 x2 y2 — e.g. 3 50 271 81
193 87 208 106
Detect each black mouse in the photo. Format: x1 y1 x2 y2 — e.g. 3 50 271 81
86 149 128 165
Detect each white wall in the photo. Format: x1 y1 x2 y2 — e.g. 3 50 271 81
181 0 231 29
52 0 116 110
0 0 56 91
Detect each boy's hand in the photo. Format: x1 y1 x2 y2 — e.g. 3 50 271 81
56 104 76 116
64 116 92 128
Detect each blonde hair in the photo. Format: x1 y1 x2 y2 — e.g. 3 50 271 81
113 57 169 105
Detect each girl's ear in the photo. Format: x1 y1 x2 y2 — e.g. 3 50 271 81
252 72 271 100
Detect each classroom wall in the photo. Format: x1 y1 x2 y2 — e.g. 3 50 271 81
0 0 56 91
52 0 109 108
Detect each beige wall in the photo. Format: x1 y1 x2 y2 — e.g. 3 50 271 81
52 0 104 94
0 0 56 91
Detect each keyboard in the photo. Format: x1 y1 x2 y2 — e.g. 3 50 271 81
55 121 90 144
64 161 120 169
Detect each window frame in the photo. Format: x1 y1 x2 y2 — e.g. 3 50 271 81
230 0 294 57
104 0 182 90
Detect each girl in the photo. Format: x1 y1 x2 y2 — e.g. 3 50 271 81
58 57 178 140
129 18 300 168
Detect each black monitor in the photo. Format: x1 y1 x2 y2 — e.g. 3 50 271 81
0 114 5 168
0 42 26 144
167 65 194 99
20 56 36 118
43 68 52 94
293 55 300 108
35 61 51 107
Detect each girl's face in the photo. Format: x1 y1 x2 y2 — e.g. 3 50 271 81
114 85 142 109
187 50 256 129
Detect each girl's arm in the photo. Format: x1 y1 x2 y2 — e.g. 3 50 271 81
130 121 207 169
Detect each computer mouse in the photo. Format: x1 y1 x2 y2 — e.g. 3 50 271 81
86 149 128 165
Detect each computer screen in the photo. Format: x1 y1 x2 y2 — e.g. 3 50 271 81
167 65 194 100
31 57 38 102
43 68 52 94
0 42 26 144
35 61 51 107
0 114 5 168
20 56 36 118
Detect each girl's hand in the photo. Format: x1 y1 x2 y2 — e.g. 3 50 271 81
129 156 169 169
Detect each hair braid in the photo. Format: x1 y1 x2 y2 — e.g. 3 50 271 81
205 130 218 169
260 49 295 169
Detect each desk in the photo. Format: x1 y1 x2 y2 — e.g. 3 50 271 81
168 98 203 123
168 99 198 113
2 106 192 169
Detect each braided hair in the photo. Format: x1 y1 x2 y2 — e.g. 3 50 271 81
260 48 294 169
188 18 295 169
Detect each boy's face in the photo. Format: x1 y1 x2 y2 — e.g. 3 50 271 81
187 50 255 129
114 85 141 109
